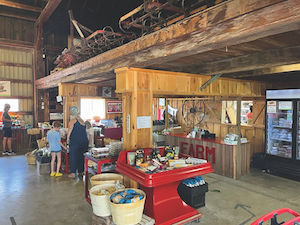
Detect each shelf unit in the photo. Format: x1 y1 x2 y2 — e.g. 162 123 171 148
272 126 292 129
271 138 292 142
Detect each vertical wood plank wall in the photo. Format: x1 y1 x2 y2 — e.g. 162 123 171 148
153 98 265 158
0 16 34 42
116 67 267 154
58 83 122 127
0 46 34 125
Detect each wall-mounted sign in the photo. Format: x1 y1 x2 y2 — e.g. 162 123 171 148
0 81 11 96
107 101 122 113
137 116 151 129
278 101 292 110
267 101 277 113
159 98 165 106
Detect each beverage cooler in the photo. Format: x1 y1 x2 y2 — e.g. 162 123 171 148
265 89 300 181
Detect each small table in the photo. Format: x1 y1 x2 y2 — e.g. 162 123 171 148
84 153 117 204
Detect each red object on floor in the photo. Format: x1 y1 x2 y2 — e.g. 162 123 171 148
61 149 69 174
251 208 300 225
116 148 213 225
84 154 117 204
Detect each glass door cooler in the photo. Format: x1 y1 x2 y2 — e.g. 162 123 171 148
265 90 300 181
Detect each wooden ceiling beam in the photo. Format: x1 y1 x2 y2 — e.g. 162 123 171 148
187 45 300 75
0 0 42 12
231 63 300 78
35 0 300 89
0 11 36 21
35 0 61 27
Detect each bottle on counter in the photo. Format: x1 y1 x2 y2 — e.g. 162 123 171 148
135 149 144 166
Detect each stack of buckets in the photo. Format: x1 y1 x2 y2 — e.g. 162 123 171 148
89 173 146 225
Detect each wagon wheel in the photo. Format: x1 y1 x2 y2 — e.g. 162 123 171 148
103 26 116 41
181 99 205 128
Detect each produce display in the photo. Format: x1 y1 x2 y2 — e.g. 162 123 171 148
128 146 207 174
35 147 52 163
110 189 144 204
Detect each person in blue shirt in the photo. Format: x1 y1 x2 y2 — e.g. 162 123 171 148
47 121 67 177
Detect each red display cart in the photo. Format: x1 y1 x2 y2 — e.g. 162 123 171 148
251 208 300 225
84 154 117 204
116 148 213 225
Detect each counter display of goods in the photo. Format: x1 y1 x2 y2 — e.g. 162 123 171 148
166 134 251 179
116 147 213 225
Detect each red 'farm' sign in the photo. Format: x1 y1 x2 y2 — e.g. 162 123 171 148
180 142 216 164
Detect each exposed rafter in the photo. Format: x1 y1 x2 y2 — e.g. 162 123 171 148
0 0 42 12
232 63 300 78
36 0 300 89
0 12 36 21
179 45 300 75
35 0 62 27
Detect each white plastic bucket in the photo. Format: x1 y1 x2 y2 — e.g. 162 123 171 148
110 188 146 225
90 184 116 217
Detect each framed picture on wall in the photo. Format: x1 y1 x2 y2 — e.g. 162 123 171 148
107 101 122 114
0 81 11 96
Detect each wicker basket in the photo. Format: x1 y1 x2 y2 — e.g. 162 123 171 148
110 188 146 225
90 173 123 187
27 128 41 135
25 152 36 165
37 139 47 148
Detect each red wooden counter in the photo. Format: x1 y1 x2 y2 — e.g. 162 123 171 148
116 148 213 225
0 127 30 153
166 134 251 179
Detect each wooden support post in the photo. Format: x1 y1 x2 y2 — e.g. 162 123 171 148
44 91 50 122
116 68 153 150
234 97 242 179
165 98 169 130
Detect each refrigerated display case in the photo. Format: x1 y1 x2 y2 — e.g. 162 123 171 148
265 89 300 181
297 101 300 160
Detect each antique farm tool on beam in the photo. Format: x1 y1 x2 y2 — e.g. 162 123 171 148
54 11 135 68
119 0 228 36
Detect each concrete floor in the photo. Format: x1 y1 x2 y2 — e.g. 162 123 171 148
0 156 299 225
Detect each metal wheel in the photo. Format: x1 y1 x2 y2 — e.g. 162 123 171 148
181 99 205 128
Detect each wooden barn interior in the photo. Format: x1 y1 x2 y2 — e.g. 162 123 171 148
0 0 300 224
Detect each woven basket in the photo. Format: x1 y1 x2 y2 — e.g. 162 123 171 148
25 153 36 165
90 173 123 187
27 128 40 135
37 139 47 148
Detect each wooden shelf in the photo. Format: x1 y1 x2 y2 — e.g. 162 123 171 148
0 96 32 99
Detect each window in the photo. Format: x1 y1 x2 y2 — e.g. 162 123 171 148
0 99 19 112
80 98 105 121
221 101 237 124
241 101 253 125
221 100 253 125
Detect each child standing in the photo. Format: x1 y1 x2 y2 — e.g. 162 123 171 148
47 121 67 177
